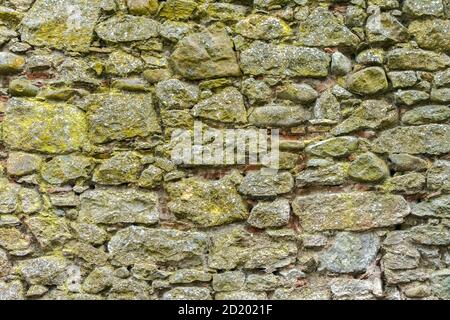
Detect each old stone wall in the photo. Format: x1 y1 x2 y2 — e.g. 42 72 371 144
0 0 449 300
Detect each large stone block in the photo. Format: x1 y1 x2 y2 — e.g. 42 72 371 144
293 192 410 232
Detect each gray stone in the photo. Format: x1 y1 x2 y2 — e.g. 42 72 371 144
239 171 294 198
319 232 380 274
41 155 92 185
346 67 388 95
104 51 144 76
0 280 24 300
0 52 25 74
296 163 349 188
386 49 450 71
402 105 450 125
388 154 429 172
235 14 291 40
6 152 42 177
248 105 311 127
430 269 450 299
163 287 211 300
168 269 212 284
95 15 159 42
108 226 208 267
372 125 450 155
212 271 246 292
293 192 410 232
155 79 199 110
409 19 450 52
403 0 444 17
412 195 450 218
306 137 358 158
248 199 290 229
170 29 240 80
395 90 430 106
166 176 248 227
21 0 101 52
85 92 160 144
192 87 247 124
16 256 68 285
277 83 318 104
427 160 450 192
215 291 267 300
0 178 19 214
380 172 426 194
388 71 418 89
313 90 341 121
410 223 450 246
330 278 376 300
348 152 389 183
331 52 352 76
431 88 450 103
93 152 143 185
240 41 330 78
79 188 159 225
366 10 408 45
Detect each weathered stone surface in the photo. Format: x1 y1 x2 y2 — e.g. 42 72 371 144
296 163 349 188
239 171 294 198
159 0 197 21
306 137 358 158
388 71 418 89
366 10 408 45
93 152 143 185
235 14 291 40
388 154 429 172
372 125 450 155
166 176 248 227
330 278 377 300
248 105 311 128
380 172 426 194
346 67 388 95
85 92 160 144
0 226 30 251
0 178 19 214
331 52 352 76
293 192 410 232
126 0 159 15
297 8 360 48
395 90 430 106
170 29 240 80
0 52 25 74
320 232 380 274
6 152 42 177
95 15 159 42
427 160 450 192
25 213 72 249
168 269 212 284
409 19 450 53
192 87 247 124
386 49 450 71
208 226 297 270
163 287 211 300
348 152 389 183
410 223 450 246
431 87 450 103
248 199 290 229
79 188 159 225
19 188 42 214
155 79 199 110
108 226 208 266
402 105 450 125
403 0 444 17
212 271 245 292
104 51 144 76
430 269 450 299
3 98 87 154
313 90 341 121
412 195 450 218
332 100 397 135
16 256 68 285
41 155 92 184
21 0 101 52
277 83 318 104
240 41 330 78
0 280 24 300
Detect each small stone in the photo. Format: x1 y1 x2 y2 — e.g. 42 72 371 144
332 99 397 135
348 152 389 183
297 8 360 48
166 176 248 227
79 188 159 225
293 192 410 232
0 280 24 300
306 136 358 158
346 67 388 95
41 155 92 185
380 172 426 194
104 51 144 76
409 19 450 52
155 79 199 110
386 49 450 71
388 154 429 172
138 165 164 189
356 49 385 66
427 160 450 192
434 70 450 87
95 15 159 42
197 3 248 24
126 0 159 15
431 88 450 103
277 83 317 104
296 163 348 188
410 223 450 246
330 278 376 300
8 79 39 97
85 92 160 144
402 105 450 125
16 256 68 285
240 41 330 78
21 0 101 52
112 78 149 92
108 226 208 267
93 152 143 185
242 78 272 105
212 271 246 292
320 232 380 274
18 188 42 214
159 0 197 21
372 125 450 155
365 10 408 45
403 0 444 17
395 90 429 106
331 52 352 76
159 21 190 42
25 213 72 249
170 29 240 80
235 14 291 40
4 98 87 154
430 269 450 299
239 171 294 198
0 178 20 214
82 267 113 294
168 269 212 284
0 227 30 251
163 287 211 300
248 199 290 229
248 105 311 127
192 87 247 124
313 90 341 121
388 71 418 89
411 195 450 218
6 151 41 177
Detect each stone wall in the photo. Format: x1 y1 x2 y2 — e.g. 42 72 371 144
0 0 449 300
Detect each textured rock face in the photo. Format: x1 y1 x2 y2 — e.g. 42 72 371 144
293 192 410 232
1 0 450 301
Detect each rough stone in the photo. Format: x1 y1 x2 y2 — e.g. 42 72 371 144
41 155 92 185
346 67 388 95
163 287 211 300
348 152 389 183
235 14 291 40
93 152 143 185
3 98 87 154
155 79 199 110
21 0 101 52
239 171 294 198
248 105 311 128
386 49 450 71
411 195 450 218
79 188 159 225
166 176 248 227
403 0 445 17
248 199 290 229
409 19 450 53
0 52 25 74
293 192 410 232
212 271 246 292
306 137 358 158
